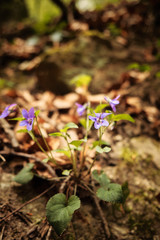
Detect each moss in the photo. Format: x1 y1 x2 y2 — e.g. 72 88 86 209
121 147 139 164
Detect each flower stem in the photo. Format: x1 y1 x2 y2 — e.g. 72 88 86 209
78 103 90 176
35 116 57 164
65 136 77 177
29 131 53 163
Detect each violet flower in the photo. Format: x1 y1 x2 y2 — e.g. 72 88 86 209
89 112 111 129
104 95 120 112
0 103 17 118
19 107 35 131
76 103 87 116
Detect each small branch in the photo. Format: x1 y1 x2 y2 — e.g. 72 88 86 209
0 183 55 223
0 225 5 240
46 226 52 240
92 182 111 238
0 149 56 177
59 175 71 193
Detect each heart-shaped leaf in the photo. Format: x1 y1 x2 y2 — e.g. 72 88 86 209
97 183 123 203
46 193 80 235
14 163 34 184
92 170 110 187
95 145 111 154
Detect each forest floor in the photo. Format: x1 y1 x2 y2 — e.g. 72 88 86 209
0 1 160 239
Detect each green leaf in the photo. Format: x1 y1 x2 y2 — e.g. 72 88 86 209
42 158 49 163
95 103 108 113
156 71 160 78
70 74 91 88
49 132 64 137
103 146 112 153
53 149 71 158
97 183 123 203
9 117 24 121
60 122 78 133
79 118 93 130
17 129 28 133
95 146 104 154
70 139 86 148
127 62 140 70
92 170 110 187
35 110 40 117
113 114 135 123
79 118 86 128
127 63 151 72
95 145 111 154
62 169 72 176
46 193 80 235
91 140 110 149
14 163 34 184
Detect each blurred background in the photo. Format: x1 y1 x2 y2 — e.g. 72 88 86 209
0 0 160 95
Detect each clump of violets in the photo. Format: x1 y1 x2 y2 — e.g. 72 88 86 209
76 103 88 116
0 103 17 119
89 112 111 129
104 95 120 112
20 107 35 131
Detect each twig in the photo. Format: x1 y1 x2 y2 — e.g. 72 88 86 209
0 225 5 240
46 226 52 240
92 182 111 239
0 183 55 223
59 175 71 193
0 149 56 177
0 154 6 162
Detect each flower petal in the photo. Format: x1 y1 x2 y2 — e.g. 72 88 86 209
19 120 28 126
95 112 101 118
104 96 110 103
27 121 33 131
9 103 17 109
89 116 96 121
94 121 101 129
75 103 82 108
115 95 120 100
22 109 28 119
110 103 116 112
111 99 119 104
28 107 35 118
101 120 109 127
0 109 9 118
101 112 111 118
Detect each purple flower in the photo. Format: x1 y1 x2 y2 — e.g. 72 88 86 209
19 107 35 131
89 112 111 129
76 103 87 116
104 95 120 112
0 103 17 118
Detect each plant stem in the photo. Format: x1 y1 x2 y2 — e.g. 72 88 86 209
29 131 52 162
35 116 57 164
78 102 90 176
65 136 77 177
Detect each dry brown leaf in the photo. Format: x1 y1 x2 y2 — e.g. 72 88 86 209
19 56 42 71
53 93 79 109
129 70 150 83
144 106 159 122
87 94 107 103
14 122 30 143
126 96 142 113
